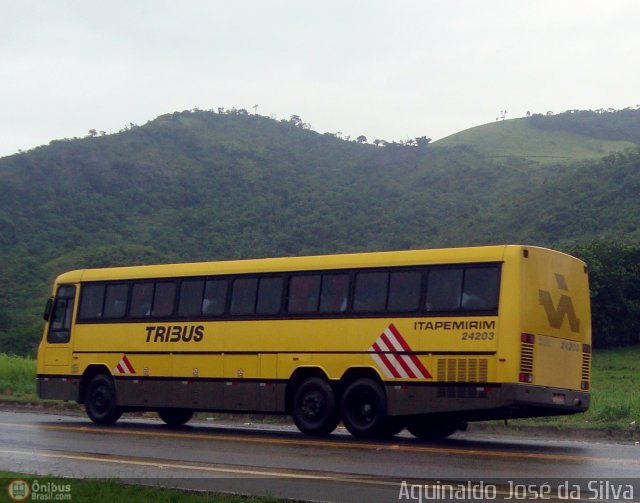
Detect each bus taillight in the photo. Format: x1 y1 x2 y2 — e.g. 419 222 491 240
521 333 535 344
519 373 533 383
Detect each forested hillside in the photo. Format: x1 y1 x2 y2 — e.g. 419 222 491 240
528 108 640 143
1 108 639 354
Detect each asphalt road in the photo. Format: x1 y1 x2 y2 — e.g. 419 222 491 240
1 410 639 502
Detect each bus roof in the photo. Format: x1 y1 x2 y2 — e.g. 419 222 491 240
53 245 573 283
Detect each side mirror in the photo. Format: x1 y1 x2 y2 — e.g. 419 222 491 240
43 297 53 321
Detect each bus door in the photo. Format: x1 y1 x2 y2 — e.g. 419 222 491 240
43 285 76 370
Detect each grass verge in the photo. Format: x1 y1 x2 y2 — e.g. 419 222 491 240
0 354 36 399
0 472 283 503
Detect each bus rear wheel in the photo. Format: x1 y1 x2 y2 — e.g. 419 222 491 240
85 374 122 425
292 377 339 436
340 378 389 439
158 408 194 427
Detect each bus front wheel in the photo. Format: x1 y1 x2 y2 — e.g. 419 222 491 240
158 409 194 427
85 374 122 425
340 378 389 438
292 377 339 436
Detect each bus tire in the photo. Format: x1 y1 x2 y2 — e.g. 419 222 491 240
85 374 122 425
341 378 388 438
292 377 339 436
405 416 460 440
158 409 194 427
379 416 405 438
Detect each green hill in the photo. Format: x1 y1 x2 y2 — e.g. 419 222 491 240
434 115 639 164
1 108 640 354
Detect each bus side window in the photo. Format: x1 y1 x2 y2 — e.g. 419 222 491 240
426 269 463 312
319 274 349 313
462 267 500 311
353 272 388 312
388 271 422 312
152 282 176 318
103 284 128 319
288 275 320 313
130 283 154 317
179 280 205 317
47 285 76 344
230 278 258 315
202 279 228 316
78 284 105 319
256 277 283 315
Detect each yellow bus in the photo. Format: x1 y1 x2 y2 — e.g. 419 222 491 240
37 245 591 439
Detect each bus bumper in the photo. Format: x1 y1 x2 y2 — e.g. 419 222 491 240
36 375 80 401
500 383 590 415
386 382 590 419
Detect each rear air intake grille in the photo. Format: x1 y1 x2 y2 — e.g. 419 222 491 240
520 342 534 374
436 358 488 382
581 352 591 381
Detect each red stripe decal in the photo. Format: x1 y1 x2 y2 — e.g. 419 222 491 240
121 355 136 374
380 332 416 378
372 342 402 378
388 323 432 378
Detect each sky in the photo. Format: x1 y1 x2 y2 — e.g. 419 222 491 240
1 0 639 157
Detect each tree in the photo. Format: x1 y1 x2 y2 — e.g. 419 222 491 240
356 135 367 144
289 115 310 129
0 306 10 329
568 240 640 347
